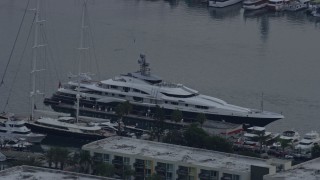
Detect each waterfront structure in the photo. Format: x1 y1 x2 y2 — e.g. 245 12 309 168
264 157 320 180
0 165 116 180
82 136 291 180
44 55 283 128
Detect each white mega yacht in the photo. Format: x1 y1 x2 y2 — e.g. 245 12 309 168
44 54 284 127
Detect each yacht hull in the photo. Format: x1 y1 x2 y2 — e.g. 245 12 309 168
25 122 106 141
47 102 280 127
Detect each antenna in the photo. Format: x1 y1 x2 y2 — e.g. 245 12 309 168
30 0 46 120
261 92 264 112
76 0 89 122
138 54 150 76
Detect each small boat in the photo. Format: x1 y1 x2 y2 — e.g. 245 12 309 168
241 126 279 148
267 0 290 11
209 0 243 7
311 6 320 17
26 117 109 141
279 130 300 144
294 131 320 158
243 0 268 10
284 0 310 11
0 113 46 143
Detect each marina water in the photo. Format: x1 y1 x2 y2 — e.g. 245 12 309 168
0 0 320 136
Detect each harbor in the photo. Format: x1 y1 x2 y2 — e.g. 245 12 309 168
0 0 320 179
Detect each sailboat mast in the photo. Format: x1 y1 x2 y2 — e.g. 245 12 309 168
31 0 41 120
76 0 87 121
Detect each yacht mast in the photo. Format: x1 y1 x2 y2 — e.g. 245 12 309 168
31 0 41 120
76 0 88 122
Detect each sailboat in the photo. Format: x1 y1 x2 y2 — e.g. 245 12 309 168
25 0 113 141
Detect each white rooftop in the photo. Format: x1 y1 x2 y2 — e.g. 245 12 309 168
264 157 320 180
82 136 273 173
0 165 115 180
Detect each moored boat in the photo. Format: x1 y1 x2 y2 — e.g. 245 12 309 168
208 0 243 7
243 0 268 10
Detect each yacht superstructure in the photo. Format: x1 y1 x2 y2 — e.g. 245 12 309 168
44 54 284 127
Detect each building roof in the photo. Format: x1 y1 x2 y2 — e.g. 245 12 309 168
0 165 115 180
82 136 273 173
264 157 320 180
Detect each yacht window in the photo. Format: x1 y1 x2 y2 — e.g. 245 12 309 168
133 96 143 102
111 85 118 89
12 131 30 135
161 92 196 98
165 101 168 104
141 91 148 95
195 105 209 110
133 89 140 93
90 97 96 101
0 130 6 133
0 123 5 127
171 102 178 105
123 87 130 92
13 124 25 128
112 94 115 96
185 104 189 107
119 94 126 98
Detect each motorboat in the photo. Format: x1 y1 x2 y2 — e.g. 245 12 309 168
0 113 46 143
284 0 310 11
242 126 279 148
267 0 290 11
26 117 109 141
279 130 300 144
208 0 243 7
44 55 284 128
294 131 320 158
311 6 320 17
243 0 268 10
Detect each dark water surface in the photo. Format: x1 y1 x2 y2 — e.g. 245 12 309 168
0 0 320 135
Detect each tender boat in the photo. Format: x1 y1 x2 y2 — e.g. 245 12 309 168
44 55 284 127
242 126 279 148
279 130 300 144
208 0 243 8
0 113 46 143
243 0 268 10
26 117 109 141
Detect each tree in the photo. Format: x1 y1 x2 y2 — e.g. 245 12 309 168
252 131 269 153
79 150 92 174
123 165 134 180
147 173 162 180
312 144 320 158
163 129 185 145
92 162 115 177
58 148 70 170
278 139 291 157
115 103 125 134
196 113 206 127
171 109 183 124
122 101 132 115
154 105 165 142
184 124 209 148
46 148 55 168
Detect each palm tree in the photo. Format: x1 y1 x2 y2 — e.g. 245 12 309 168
278 139 291 158
79 150 92 174
171 109 183 124
154 105 165 142
122 101 132 115
46 148 55 168
93 162 115 177
115 103 125 134
196 113 206 127
58 148 70 170
252 131 269 153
